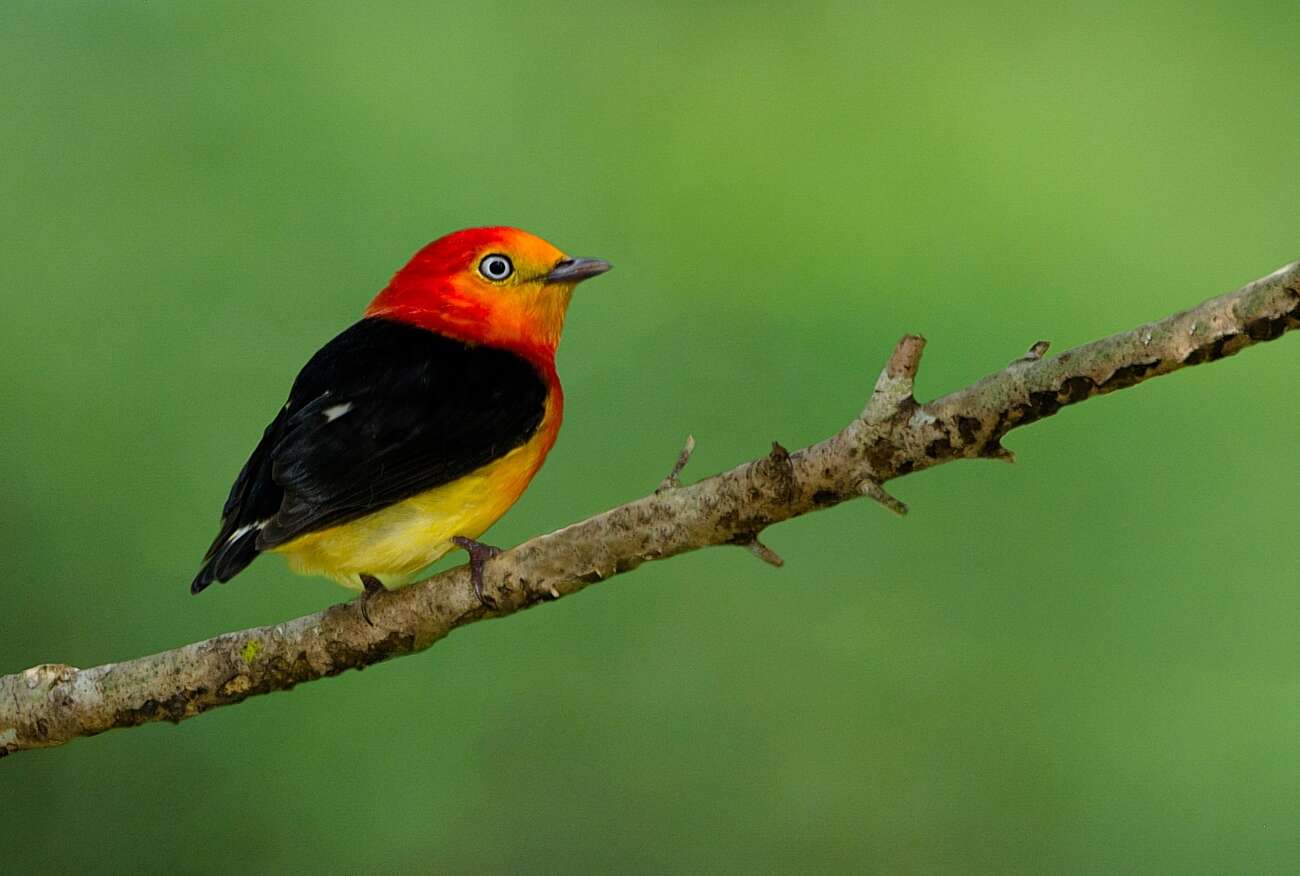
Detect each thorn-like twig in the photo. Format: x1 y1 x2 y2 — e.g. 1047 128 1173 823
885 334 927 381
859 480 908 516
769 440 791 468
1013 340 1051 364
656 434 696 492
864 334 927 421
742 537 785 567
761 441 797 502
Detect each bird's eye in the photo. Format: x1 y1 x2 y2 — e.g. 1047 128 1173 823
478 253 514 282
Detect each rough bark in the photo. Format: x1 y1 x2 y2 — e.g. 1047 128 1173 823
3 260 1297 758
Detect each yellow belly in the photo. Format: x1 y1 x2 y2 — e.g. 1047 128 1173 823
270 431 551 591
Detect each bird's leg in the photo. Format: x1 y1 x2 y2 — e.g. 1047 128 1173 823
358 573 385 626
452 536 502 608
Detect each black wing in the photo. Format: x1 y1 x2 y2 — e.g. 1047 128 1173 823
192 316 548 593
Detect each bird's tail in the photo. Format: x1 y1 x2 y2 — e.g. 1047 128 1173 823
191 526 262 594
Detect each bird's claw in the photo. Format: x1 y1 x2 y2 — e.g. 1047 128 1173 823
358 573 385 626
452 536 502 608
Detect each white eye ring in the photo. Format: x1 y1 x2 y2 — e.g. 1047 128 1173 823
479 253 514 281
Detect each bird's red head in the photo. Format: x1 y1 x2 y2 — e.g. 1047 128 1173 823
366 227 610 365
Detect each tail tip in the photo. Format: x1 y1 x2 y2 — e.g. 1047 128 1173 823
190 569 215 595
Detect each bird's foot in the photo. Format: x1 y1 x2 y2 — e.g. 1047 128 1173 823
452 536 502 608
358 573 385 626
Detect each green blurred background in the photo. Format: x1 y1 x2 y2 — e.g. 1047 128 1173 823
3 1 1298 872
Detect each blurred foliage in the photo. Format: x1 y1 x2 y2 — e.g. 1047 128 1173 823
2 1 1299 872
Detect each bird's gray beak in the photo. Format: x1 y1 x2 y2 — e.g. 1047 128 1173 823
545 257 612 284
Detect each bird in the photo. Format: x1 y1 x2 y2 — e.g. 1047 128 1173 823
191 226 611 611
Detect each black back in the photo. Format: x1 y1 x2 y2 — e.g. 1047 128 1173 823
192 316 548 593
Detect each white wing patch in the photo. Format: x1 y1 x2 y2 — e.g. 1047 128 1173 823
226 519 269 544
322 402 353 423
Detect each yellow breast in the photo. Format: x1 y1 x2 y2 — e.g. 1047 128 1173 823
270 424 554 591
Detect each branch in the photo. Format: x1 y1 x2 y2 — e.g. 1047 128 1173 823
4 260 1298 758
